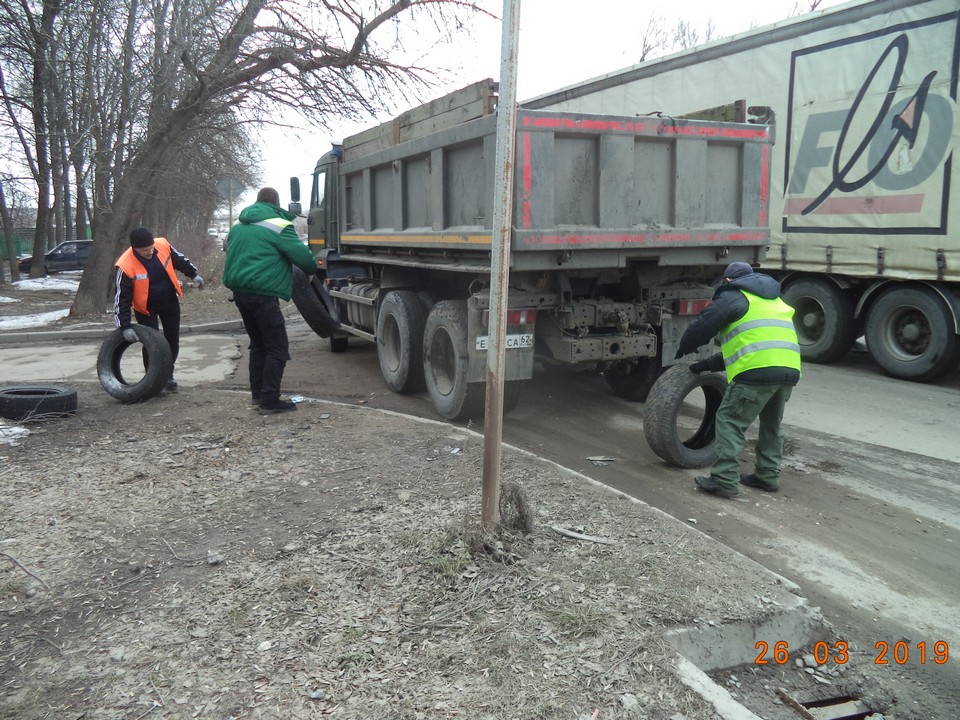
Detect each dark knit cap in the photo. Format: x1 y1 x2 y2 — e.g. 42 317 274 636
129 227 154 248
723 261 753 279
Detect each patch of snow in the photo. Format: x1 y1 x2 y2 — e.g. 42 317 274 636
0 296 17 304
0 309 70 330
14 276 80 291
0 423 30 446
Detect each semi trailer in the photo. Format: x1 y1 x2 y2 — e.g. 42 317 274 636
524 0 960 382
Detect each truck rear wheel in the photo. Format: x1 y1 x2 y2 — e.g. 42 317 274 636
423 300 484 421
604 357 664 402
864 285 960 381
643 364 727 469
377 290 427 393
782 278 857 363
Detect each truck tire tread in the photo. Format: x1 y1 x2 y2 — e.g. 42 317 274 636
97 325 173 403
643 364 727 469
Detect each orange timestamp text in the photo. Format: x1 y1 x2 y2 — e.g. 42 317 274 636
755 640 950 666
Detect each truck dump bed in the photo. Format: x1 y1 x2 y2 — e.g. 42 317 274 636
337 84 773 272
522 0 959 282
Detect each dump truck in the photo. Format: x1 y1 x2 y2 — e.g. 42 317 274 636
289 78 773 429
523 0 960 382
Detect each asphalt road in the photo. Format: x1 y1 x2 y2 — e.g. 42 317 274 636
277 325 960 705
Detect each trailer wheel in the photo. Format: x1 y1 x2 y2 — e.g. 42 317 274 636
604 357 664 402
643 364 727 469
783 278 857 363
377 290 427 393
291 266 340 338
0 385 78 421
423 300 484 421
864 285 960 381
97 325 172 403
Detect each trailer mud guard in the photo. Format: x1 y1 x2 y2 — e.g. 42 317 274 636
643 364 727 469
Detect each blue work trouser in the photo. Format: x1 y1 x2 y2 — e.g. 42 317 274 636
233 292 290 404
710 381 793 490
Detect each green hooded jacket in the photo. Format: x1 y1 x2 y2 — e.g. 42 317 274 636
222 202 316 300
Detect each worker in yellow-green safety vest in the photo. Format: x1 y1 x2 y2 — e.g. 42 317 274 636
675 262 801 499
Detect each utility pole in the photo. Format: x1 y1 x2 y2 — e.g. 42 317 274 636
480 0 522 533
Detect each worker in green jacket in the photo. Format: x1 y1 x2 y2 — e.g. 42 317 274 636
675 262 802 498
223 187 317 415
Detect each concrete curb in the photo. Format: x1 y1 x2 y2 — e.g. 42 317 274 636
664 592 828 673
0 320 244 345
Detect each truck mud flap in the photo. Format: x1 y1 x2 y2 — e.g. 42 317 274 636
292 267 340 338
643 364 727 469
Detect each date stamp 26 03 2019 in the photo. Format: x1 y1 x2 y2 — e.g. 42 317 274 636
755 640 950 666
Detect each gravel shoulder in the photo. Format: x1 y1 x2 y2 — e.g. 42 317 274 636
2 383 803 720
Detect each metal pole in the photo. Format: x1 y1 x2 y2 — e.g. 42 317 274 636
480 0 522 534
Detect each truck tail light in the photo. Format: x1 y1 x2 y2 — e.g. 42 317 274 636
482 308 537 327
677 299 711 315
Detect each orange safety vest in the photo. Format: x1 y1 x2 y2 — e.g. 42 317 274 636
115 237 183 315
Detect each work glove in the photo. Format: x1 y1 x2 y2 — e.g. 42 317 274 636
122 327 138 343
193 274 205 290
689 360 710 374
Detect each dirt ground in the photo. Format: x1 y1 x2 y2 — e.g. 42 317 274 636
0 250 942 719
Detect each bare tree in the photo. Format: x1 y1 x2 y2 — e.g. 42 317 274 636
673 17 716 51
66 0 492 316
0 178 19 283
637 14 670 63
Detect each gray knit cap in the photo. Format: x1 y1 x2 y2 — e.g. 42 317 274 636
723 262 753 279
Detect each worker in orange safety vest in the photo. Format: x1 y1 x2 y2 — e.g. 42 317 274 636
113 227 204 393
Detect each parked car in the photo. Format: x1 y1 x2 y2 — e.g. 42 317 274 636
18 240 93 274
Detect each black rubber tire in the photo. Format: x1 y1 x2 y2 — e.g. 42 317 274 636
502 380 524 415
604 357 664 402
97 325 173 403
783 278 857 363
643 364 728 469
377 290 427 393
0 385 78 421
423 300 484 421
864 285 960 382
291 266 340 338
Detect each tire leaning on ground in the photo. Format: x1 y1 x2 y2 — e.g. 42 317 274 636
97 325 173 403
0 385 78 421
643 364 728 469
291 266 340 338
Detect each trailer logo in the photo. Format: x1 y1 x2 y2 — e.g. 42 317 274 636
784 14 957 235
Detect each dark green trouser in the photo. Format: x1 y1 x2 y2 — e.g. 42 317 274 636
710 382 794 490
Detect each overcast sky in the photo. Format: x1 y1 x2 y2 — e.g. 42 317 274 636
237 0 850 212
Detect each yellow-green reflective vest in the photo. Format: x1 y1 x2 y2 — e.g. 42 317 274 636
718 292 801 382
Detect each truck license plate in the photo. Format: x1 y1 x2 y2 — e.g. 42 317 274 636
475 333 533 351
